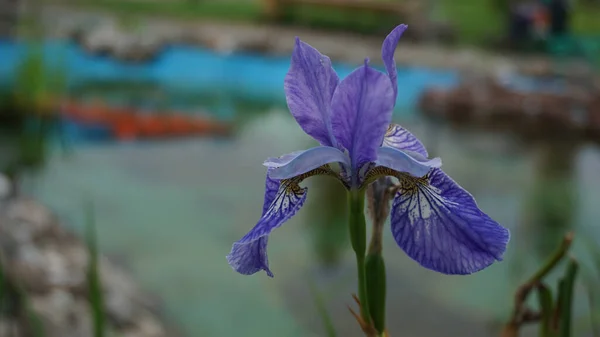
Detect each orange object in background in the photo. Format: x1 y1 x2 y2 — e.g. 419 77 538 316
190 119 210 133
60 99 233 141
166 115 194 135
138 115 169 138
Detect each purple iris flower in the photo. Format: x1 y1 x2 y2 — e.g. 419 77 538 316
227 25 510 277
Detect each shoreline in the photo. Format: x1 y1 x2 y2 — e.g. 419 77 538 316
36 5 596 82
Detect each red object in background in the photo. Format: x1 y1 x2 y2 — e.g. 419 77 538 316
113 113 139 141
533 5 549 31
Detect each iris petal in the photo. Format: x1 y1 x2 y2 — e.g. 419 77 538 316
390 168 510 275
375 146 441 178
284 38 340 147
265 146 350 180
381 24 408 101
382 123 428 158
331 60 395 171
227 173 308 277
261 168 280 215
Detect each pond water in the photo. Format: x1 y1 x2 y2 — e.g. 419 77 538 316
4 40 600 336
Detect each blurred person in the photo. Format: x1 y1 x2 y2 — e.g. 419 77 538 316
508 1 537 49
547 0 571 36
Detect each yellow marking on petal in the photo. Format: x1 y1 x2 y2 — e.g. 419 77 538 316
396 172 430 196
281 165 348 195
385 124 395 135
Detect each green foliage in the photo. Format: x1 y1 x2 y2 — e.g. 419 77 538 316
12 42 68 115
64 0 262 22
505 235 584 337
0 43 69 175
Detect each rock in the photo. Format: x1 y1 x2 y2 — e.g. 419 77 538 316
30 289 92 337
0 198 175 337
6 198 54 235
0 173 12 199
77 19 166 63
419 77 597 141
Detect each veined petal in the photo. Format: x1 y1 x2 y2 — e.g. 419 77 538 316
264 146 350 180
261 168 280 215
381 24 407 101
383 123 428 158
376 146 441 178
227 174 308 277
390 168 510 275
331 60 395 170
284 38 340 147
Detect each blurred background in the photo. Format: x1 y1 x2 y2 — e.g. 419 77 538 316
0 0 600 336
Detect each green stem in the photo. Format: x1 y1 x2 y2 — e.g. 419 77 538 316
527 233 573 285
348 190 370 324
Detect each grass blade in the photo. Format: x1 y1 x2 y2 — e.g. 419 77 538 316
307 278 337 337
85 201 105 337
558 259 579 337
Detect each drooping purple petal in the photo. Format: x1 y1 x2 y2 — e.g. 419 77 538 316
331 60 394 172
381 24 407 101
382 123 428 158
227 235 272 276
227 175 308 277
264 146 350 180
284 38 340 147
390 168 510 275
376 146 441 178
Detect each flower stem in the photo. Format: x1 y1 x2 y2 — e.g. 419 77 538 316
348 190 370 324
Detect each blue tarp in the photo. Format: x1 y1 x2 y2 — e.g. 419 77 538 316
0 40 460 108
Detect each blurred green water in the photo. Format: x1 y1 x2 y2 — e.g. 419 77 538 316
5 90 600 337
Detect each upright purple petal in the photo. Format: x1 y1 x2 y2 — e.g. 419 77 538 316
390 168 509 274
264 146 350 180
284 38 340 147
227 173 308 277
331 60 395 173
381 24 407 101
382 124 428 158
